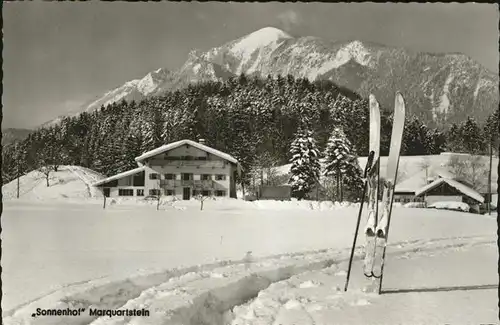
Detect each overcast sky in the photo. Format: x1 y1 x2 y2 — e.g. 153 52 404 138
4 2 498 129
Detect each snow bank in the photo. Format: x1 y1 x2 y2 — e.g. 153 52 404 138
2 166 106 200
428 201 470 212
230 237 497 325
403 202 426 208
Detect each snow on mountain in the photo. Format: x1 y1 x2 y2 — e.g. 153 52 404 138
227 27 292 75
435 73 454 118
83 68 173 113
42 26 498 128
299 40 374 80
230 27 292 56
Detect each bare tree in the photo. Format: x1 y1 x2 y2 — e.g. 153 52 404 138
37 165 53 187
447 155 488 191
156 177 163 210
446 156 467 179
35 143 64 187
464 155 488 191
418 158 432 183
196 191 213 211
248 152 281 197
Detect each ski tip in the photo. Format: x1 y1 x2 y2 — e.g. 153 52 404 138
369 94 379 107
376 229 386 238
395 92 405 105
365 228 376 236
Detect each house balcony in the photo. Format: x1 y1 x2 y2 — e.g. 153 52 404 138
150 160 226 168
160 179 219 188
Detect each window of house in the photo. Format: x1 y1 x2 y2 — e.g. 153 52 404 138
136 189 144 196
166 189 175 196
165 173 176 180
118 189 134 196
133 172 145 186
149 189 161 196
201 174 212 180
202 190 211 197
182 173 193 180
121 177 132 186
149 173 159 180
215 174 226 181
215 190 226 197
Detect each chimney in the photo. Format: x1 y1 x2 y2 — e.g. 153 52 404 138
198 138 206 145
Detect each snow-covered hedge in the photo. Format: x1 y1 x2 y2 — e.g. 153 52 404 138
427 201 470 212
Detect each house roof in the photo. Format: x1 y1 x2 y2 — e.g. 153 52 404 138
92 166 145 187
414 177 484 203
394 167 456 193
135 139 241 168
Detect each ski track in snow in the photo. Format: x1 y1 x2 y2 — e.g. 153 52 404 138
4 234 495 325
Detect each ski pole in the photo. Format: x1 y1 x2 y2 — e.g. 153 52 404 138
344 151 374 292
377 173 398 294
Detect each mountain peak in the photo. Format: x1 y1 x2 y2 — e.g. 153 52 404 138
124 68 171 96
230 27 292 55
251 26 291 38
341 40 372 66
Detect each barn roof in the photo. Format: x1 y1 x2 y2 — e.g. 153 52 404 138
92 166 146 187
414 178 484 203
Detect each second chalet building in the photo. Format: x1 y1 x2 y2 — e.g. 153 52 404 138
92 139 241 200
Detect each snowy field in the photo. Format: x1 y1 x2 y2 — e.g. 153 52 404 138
2 198 498 324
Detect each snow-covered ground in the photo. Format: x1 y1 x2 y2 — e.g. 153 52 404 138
2 198 497 324
2 166 106 200
2 167 497 324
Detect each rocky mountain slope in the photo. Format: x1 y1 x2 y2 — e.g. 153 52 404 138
2 128 32 146
47 27 499 128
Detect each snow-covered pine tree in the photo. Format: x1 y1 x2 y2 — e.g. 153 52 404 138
402 115 434 155
341 154 364 202
226 91 258 192
446 123 462 152
120 108 145 172
460 117 484 154
348 99 369 155
323 127 360 202
141 99 164 153
484 110 499 155
288 126 321 200
13 141 28 177
329 94 352 126
426 128 446 154
160 98 181 144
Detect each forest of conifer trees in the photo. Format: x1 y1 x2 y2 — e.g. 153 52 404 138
2 74 499 192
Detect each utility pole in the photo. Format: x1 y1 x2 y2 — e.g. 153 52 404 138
16 165 20 199
15 143 20 199
487 141 493 215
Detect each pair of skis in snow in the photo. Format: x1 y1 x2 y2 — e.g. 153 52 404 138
344 92 406 294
